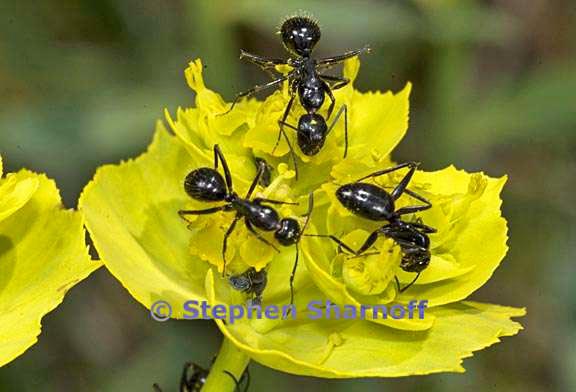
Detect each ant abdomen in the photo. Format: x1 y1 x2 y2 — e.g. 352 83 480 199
184 168 227 202
297 114 327 156
336 183 394 221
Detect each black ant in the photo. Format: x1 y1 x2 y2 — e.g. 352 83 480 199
178 145 314 306
229 267 267 307
307 162 437 293
227 15 370 177
153 361 250 392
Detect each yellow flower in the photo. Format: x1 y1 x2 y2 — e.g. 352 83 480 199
0 156 101 367
79 57 524 380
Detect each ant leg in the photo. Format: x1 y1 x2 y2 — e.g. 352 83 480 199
240 50 287 80
395 272 421 293
409 220 437 234
355 230 380 255
245 161 266 199
395 204 431 215
287 194 314 314
152 384 162 392
403 188 432 206
245 220 280 252
319 74 350 91
278 128 300 180
222 215 241 276
390 164 419 201
214 145 234 193
254 157 273 186
303 234 357 255
354 162 419 184
178 206 225 218
272 92 296 154
317 45 371 66
278 119 298 132
323 80 336 120
239 50 287 69
288 244 299 310
299 193 314 234
395 188 432 215
325 104 348 158
223 74 290 115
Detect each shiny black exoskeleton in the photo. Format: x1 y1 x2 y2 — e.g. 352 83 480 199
153 361 250 392
309 162 437 292
179 145 314 306
227 15 370 176
229 267 267 306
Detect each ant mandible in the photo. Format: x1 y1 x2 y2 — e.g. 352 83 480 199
178 145 314 307
227 15 370 177
308 162 437 292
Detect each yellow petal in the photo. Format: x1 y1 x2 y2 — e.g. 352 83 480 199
0 172 39 223
0 171 99 367
79 124 211 317
394 167 509 306
184 58 260 136
207 268 524 378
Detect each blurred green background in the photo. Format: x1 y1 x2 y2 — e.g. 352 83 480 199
1 0 575 391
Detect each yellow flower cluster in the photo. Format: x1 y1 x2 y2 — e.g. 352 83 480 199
79 57 525 377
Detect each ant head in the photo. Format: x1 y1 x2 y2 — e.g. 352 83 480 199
280 16 321 57
400 247 431 273
297 114 327 156
184 167 227 202
274 218 300 246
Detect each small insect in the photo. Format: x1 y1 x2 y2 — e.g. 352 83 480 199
179 145 314 306
227 14 370 176
308 162 436 292
153 361 250 392
229 267 267 306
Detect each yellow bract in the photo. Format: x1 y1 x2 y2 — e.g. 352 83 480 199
207 269 524 377
80 57 525 377
0 156 101 367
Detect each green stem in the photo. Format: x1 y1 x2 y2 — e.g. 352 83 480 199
202 337 250 392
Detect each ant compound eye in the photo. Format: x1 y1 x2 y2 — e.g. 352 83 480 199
280 16 321 56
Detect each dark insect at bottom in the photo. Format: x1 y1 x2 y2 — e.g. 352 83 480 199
306 162 437 293
153 360 250 392
229 267 267 307
178 145 314 308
